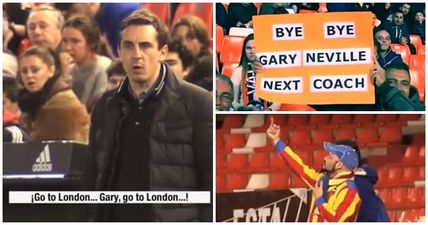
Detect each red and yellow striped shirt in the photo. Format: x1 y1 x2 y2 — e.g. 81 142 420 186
275 141 361 222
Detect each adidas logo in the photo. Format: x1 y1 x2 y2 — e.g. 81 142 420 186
32 144 53 172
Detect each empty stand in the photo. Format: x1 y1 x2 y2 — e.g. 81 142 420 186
216 25 224 53
220 36 245 64
221 63 238 78
268 173 290 190
409 55 425 71
225 153 248 171
390 44 411 64
225 173 248 191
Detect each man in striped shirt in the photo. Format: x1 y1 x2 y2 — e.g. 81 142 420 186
267 117 361 222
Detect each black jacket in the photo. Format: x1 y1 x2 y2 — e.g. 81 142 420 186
86 64 213 221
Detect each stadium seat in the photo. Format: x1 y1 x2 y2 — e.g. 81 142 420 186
397 114 421 122
247 152 271 172
390 44 411 65
409 55 425 71
375 114 398 125
142 3 170 25
279 104 316 111
221 115 245 129
216 132 224 149
312 129 334 145
224 133 246 149
216 155 225 171
410 35 423 49
330 114 353 126
288 130 311 147
403 146 421 164
221 63 238 78
356 127 378 146
417 44 425 55
299 9 317 13
418 166 425 180
290 174 307 188
313 148 328 169
389 188 407 209
216 25 224 53
379 126 402 144
387 167 404 187
353 114 376 126
226 153 248 171
270 153 288 171
407 187 425 208
334 127 356 141
268 173 290 190
286 115 309 127
409 68 425 101
402 166 419 185
377 188 390 205
172 3 213 37
309 114 331 128
216 174 226 192
296 150 314 165
220 35 245 64
225 173 248 191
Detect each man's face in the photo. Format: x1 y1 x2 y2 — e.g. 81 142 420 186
164 52 186 79
119 24 167 86
322 152 340 173
386 68 411 98
375 31 391 51
27 10 62 49
400 4 411 15
216 78 233 111
393 12 404 25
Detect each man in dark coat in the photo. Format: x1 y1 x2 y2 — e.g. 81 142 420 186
86 9 212 222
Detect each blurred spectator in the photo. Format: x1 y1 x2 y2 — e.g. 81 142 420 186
26 5 64 51
164 37 194 80
216 73 234 111
17 46 90 143
384 10 416 54
371 62 424 111
327 3 373 12
372 3 393 23
216 3 229 32
227 3 257 28
230 34 279 111
185 55 213 91
4 3 31 55
259 3 290 15
63 3 141 56
374 29 404 68
3 52 19 79
3 110 30 143
172 15 211 59
3 77 22 118
62 15 111 112
412 11 425 44
399 3 413 27
106 60 126 91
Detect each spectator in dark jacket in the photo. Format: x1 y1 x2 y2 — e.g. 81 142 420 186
384 10 416 54
371 61 424 111
412 11 425 44
86 9 212 222
227 3 257 28
375 29 404 68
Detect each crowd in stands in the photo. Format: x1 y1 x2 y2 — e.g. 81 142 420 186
3 3 213 143
216 3 425 111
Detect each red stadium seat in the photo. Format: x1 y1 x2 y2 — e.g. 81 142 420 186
313 148 328 170
379 126 402 144
142 3 170 25
247 152 271 172
409 68 425 101
279 104 316 111
334 127 356 141
296 150 314 165
286 115 309 127
312 129 334 145
216 132 224 149
309 114 331 128
224 133 246 149
216 174 226 192
387 167 404 187
377 188 390 205
220 36 245 64
418 166 425 180
216 155 226 171
288 130 311 147
226 153 248 171
172 3 213 37
417 44 425 55
410 35 423 49
390 44 411 65
330 114 353 126
268 173 290 190
397 114 421 122
225 173 248 190
221 115 245 129
403 146 421 164
390 188 407 209
270 153 288 171
402 166 419 185
221 63 238 78
353 114 376 126
356 127 378 146
375 114 398 125
216 25 224 53
290 174 307 188
407 187 425 208
409 55 425 71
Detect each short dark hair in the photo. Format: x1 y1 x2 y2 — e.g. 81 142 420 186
119 9 169 49
63 15 102 53
384 62 411 80
106 60 126 79
334 140 362 166
394 10 405 16
167 37 194 70
216 73 234 98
